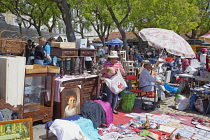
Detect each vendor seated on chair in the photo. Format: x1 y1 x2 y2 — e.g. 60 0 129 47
139 60 167 102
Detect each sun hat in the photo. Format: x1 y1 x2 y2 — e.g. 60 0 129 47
202 48 208 52
108 51 119 58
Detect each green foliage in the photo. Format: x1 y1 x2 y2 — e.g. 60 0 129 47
129 0 199 34
0 0 60 34
190 0 210 36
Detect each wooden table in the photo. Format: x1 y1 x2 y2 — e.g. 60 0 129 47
51 47 96 77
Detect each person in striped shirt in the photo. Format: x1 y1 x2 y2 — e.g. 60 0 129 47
100 51 125 114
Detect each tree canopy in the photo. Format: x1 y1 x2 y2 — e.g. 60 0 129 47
0 0 209 41
129 0 199 34
0 0 60 36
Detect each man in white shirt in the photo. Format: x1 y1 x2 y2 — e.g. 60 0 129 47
139 61 164 91
85 41 95 70
139 61 167 105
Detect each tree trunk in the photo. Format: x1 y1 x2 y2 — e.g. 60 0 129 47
57 0 76 42
185 28 198 39
133 31 143 53
105 1 130 60
34 26 42 36
118 27 128 60
191 29 197 39
99 36 105 45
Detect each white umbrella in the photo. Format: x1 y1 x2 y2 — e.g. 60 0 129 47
139 28 195 58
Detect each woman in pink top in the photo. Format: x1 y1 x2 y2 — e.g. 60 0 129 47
100 51 125 114
181 58 190 72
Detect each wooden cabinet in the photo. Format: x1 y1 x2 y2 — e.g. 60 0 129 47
51 47 96 77
53 76 99 119
23 73 55 123
0 56 25 107
83 77 98 100
62 76 99 104
51 48 79 57
79 48 95 57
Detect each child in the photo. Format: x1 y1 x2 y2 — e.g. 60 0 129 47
63 93 78 117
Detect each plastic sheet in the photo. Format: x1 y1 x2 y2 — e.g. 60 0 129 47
164 83 179 92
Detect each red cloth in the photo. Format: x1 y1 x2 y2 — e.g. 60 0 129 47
164 58 174 62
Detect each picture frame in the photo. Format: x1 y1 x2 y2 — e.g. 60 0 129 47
0 118 33 140
60 86 81 118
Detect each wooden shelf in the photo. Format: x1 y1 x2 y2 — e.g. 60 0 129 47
24 103 48 113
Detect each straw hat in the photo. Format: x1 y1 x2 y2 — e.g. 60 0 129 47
108 51 119 58
142 60 151 65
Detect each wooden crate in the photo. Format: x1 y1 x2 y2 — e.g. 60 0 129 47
25 64 47 74
51 42 75 48
47 65 60 73
0 30 25 55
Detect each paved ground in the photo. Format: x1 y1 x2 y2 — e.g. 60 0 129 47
33 84 210 139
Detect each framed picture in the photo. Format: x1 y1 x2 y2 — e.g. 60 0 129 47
61 86 81 118
0 118 33 140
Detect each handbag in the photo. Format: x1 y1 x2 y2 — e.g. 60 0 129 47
104 68 127 94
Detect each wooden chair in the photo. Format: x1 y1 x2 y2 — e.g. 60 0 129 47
0 99 23 121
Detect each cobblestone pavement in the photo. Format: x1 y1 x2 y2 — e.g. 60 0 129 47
134 95 210 120
160 96 210 120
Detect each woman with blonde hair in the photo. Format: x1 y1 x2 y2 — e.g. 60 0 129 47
34 36 46 65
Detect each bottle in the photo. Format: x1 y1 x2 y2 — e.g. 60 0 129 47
143 115 150 129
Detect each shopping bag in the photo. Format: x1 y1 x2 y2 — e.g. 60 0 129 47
104 69 127 94
174 94 189 111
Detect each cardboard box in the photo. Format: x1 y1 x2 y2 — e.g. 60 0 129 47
76 39 87 48
51 42 76 48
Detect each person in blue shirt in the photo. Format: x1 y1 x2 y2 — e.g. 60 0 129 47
44 37 57 66
135 53 143 62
